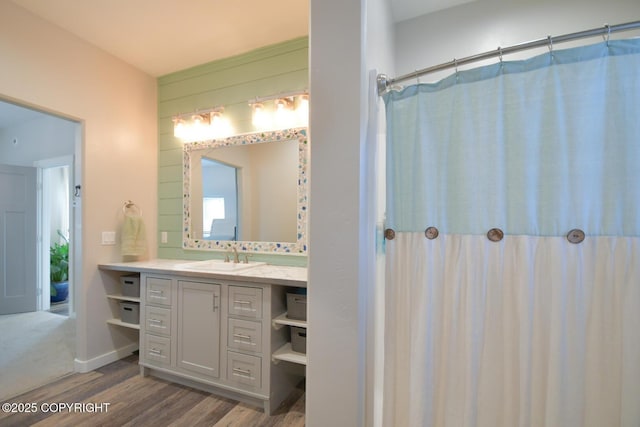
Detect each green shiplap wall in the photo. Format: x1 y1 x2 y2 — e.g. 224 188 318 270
157 37 309 265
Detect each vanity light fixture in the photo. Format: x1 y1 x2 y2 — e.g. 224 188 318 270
174 90 308 142
173 107 232 142
248 90 309 131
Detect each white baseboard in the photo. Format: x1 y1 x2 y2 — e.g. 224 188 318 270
74 342 139 373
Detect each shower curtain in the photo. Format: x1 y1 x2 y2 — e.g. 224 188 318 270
382 39 640 427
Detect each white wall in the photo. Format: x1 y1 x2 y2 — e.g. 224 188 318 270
0 2 157 369
307 0 394 426
394 0 640 82
308 0 365 425
364 2 395 426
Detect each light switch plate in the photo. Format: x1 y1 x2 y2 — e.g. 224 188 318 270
161 231 168 244
102 231 116 245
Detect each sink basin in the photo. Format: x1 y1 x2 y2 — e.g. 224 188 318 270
178 259 266 272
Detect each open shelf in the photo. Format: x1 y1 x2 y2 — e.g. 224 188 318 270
107 318 140 330
272 312 307 330
107 294 141 303
272 342 307 365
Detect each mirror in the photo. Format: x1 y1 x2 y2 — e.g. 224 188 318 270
183 127 308 254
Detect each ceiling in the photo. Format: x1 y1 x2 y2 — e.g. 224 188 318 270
0 100 48 129
9 0 475 77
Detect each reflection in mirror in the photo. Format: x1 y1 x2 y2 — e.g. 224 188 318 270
202 158 238 241
183 128 308 254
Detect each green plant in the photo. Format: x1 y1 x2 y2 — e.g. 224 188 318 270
50 231 69 283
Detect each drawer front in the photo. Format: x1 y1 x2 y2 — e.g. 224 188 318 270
228 286 263 319
146 277 172 306
228 318 262 353
145 306 171 336
227 351 262 390
144 334 171 366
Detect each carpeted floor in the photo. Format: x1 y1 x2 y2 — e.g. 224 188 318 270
0 310 75 401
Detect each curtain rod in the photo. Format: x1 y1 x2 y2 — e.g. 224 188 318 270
377 20 640 95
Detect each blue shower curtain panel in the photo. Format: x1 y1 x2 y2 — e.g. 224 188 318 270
384 39 640 237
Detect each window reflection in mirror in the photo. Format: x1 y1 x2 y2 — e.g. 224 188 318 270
202 158 238 241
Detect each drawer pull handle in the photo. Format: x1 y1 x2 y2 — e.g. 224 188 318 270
232 368 255 379
149 318 163 324
149 348 162 355
234 300 256 312
233 333 256 345
149 290 164 295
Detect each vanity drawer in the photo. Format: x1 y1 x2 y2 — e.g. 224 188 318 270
228 318 262 353
145 306 171 336
146 277 172 306
228 286 263 319
144 334 171 366
227 351 262 390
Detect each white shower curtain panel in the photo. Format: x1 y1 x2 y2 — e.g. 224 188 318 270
384 233 640 426
382 39 640 427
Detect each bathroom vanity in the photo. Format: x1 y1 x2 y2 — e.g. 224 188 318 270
98 259 307 414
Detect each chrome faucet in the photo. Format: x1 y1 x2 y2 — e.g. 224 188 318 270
224 246 240 263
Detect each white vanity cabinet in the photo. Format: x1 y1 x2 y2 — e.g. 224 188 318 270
137 272 301 414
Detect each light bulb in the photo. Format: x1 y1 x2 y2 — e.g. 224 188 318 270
274 98 294 129
173 117 187 139
296 94 309 126
209 111 233 138
251 103 271 130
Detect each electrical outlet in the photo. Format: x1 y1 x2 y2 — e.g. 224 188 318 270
161 231 168 244
101 231 116 245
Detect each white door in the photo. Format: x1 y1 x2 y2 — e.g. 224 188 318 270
0 164 37 314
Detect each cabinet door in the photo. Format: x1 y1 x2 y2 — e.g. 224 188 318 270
177 280 221 378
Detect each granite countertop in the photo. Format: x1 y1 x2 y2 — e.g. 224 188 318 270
98 259 307 287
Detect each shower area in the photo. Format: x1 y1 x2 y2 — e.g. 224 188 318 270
376 21 640 426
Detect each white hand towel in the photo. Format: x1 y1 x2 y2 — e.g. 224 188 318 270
121 213 147 256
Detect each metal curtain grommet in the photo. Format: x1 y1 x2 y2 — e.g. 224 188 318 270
567 229 585 244
487 228 504 242
425 226 439 240
384 228 396 240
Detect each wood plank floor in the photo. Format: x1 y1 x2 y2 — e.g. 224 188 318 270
0 355 305 427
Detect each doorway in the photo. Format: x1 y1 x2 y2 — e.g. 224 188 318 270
36 157 73 316
0 98 80 400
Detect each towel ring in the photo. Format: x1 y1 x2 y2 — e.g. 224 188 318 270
123 200 142 216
